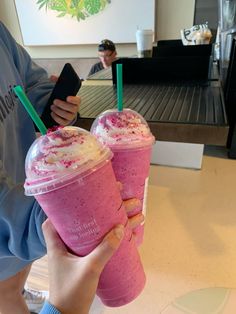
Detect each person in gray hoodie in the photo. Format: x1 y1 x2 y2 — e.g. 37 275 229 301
0 21 81 314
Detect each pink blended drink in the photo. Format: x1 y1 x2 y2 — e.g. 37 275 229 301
91 109 155 246
24 126 145 307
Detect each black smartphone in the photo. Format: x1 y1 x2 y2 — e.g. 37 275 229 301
41 63 81 128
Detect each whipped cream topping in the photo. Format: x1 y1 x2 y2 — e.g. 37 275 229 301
25 126 110 180
91 109 155 148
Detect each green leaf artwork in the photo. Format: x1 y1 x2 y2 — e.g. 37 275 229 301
36 0 111 21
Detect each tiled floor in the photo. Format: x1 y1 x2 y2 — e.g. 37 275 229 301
28 146 236 313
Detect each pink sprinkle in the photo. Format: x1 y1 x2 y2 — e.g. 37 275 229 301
47 126 63 134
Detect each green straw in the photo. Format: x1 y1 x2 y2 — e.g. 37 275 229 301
13 85 47 135
116 64 123 112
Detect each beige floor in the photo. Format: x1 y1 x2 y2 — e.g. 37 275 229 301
27 146 236 313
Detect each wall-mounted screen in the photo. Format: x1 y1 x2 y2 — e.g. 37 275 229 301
14 0 155 45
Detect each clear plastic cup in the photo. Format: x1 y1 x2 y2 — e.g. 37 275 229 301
91 109 155 246
136 29 154 58
24 126 146 307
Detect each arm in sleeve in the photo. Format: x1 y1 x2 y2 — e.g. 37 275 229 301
0 176 47 270
0 22 54 116
13 44 54 116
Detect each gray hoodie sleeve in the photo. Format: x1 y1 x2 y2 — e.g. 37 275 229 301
0 171 47 280
0 22 54 115
0 22 52 281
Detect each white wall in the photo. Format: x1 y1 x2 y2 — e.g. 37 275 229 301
156 0 195 40
0 0 195 58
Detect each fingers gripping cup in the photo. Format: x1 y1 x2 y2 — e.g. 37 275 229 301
24 126 146 307
91 109 155 246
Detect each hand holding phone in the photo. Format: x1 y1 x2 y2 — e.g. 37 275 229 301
41 63 81 128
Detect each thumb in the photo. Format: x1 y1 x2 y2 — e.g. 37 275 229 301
42 219 68 256
88 224 124 271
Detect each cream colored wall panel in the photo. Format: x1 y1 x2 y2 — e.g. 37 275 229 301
156 0 195 40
